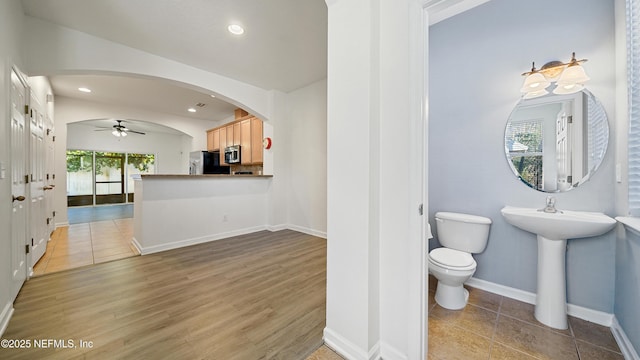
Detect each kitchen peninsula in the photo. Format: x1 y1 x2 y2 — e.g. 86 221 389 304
132 110 275 255
132 174 274 255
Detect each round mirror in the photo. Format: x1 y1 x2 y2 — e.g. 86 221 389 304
504 89 609 192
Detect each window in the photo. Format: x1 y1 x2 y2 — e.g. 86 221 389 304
628 0 640 215
66 150 155 206
506 120 544 190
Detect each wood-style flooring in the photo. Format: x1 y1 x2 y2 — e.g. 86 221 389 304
2 230 327 360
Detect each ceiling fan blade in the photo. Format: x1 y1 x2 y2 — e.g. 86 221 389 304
127 130 146 135
94 128 112 131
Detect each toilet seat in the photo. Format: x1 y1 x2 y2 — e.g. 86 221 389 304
429 248 476 270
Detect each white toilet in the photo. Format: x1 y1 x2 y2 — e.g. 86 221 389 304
429 211 492 310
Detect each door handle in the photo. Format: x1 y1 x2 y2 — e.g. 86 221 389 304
12 195 26 202
43 186 53 190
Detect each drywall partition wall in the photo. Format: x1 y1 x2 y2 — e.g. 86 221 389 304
326 0 426 358
429 0 617 313
133 176 270 254
0 0 26 337
22 16 272 122
285 79 327 237
326 0 379 356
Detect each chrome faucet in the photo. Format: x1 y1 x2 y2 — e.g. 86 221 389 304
541 196 559 213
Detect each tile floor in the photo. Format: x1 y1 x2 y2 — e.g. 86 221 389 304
427 275 624 360
32 218 139 276
307 276 623 360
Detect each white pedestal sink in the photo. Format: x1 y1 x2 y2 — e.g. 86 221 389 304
500 206 616 329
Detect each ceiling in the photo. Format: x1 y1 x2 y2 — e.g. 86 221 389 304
49 74 238 123
21 0 328 93
21 0 328 125
20 0 486 127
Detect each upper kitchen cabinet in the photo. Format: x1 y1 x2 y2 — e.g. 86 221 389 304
219 126 228 164
240 117 264 165
207 128 220 151
207 109 264 165
233 122 241 146
251 118 263 164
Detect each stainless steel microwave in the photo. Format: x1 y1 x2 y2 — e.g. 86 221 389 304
224 145 241 164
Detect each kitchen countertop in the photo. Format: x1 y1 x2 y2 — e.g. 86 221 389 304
138 174 273 179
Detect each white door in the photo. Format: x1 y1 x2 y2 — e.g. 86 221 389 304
29 94 47 269
10 68 28 300
44 112 55 236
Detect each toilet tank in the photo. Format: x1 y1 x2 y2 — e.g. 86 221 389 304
435 212 492 253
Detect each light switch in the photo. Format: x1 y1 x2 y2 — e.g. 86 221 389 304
0 161 5 179
616 163 622 183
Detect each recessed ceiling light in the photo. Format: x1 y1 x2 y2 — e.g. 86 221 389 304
188 108 197 113
210 94 216 98
78 87 92 93
228 24 244 35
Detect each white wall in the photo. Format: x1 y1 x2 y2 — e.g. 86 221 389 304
429 0 617 312
325 0 425 358
133 177 270 254
285 79 327 237
53 95 219 226
67 123 189 174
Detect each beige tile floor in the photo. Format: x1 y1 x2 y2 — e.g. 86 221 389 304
33 218 139 276
427 275 624 360
307 276 624 360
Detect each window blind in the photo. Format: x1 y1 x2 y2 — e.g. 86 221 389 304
628 0 640 215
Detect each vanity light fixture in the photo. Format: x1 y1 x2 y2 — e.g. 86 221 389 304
188 107 197 113
521 52 589 99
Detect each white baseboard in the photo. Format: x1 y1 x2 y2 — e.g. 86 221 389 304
612 316 640 360
324 327 378 360
379 341 407 360
55 221 69 228
266 224 287 232
135 225 325 256
0 302 14 338
465 277 614 327
136 225 268 255
131 237 143 254
286 224 327 239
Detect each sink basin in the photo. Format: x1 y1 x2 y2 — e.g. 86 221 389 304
500 206 616 240
500 205 616 330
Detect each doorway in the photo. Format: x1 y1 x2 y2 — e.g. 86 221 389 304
66 150 155 207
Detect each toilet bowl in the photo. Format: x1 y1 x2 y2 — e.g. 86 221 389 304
429 212 491 310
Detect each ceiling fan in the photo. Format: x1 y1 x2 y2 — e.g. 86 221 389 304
95 120 146 137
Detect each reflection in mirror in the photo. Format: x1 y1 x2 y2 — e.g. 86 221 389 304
504 89 608 192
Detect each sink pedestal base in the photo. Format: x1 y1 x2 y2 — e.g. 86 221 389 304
535 235 568 330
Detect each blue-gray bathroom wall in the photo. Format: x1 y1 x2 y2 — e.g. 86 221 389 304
429 0 617 312
615 229 640 350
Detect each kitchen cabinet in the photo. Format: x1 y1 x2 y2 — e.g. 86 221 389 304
206 115 264 165
233 122 241 145
219 127 228 164
207 129 220 151
251 117 263 164
207 130 214 151
212 129 220 150
240 119 251 164
226 124 234 146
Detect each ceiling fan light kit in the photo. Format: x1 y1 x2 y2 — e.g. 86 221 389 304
95 119 146 137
